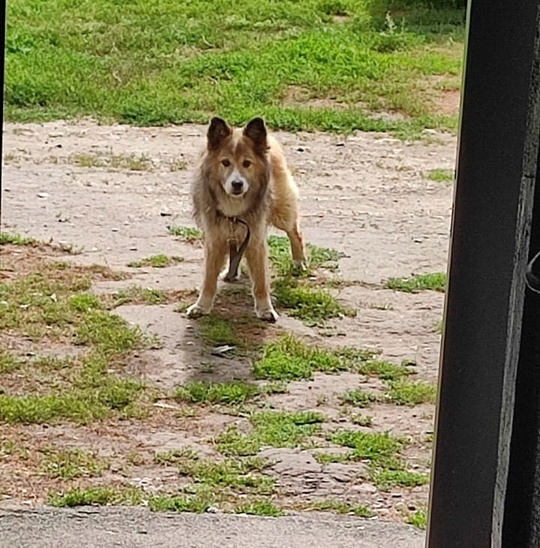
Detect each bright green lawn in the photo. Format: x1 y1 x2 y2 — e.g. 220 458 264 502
5 0 464 135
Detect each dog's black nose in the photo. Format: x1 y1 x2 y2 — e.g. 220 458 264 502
232 180 244 191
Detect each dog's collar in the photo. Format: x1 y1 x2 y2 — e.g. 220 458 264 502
217 211 251 280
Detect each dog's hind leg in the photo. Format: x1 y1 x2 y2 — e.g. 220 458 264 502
187 240 227 318
223 240 241 282
285 220 307 271
245 238 278 322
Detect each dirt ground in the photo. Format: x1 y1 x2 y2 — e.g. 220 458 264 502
1 121 456 521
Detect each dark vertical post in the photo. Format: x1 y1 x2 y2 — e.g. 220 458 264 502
502 147 540 544
427 1 540 546
0 0 6 228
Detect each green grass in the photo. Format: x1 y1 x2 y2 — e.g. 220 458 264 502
385 379 437 405
6 0 464 135
407 508 428 530
0 376 145 424
0 350 20 374
329 428 429 490
350 413 373 427
273 278 355 325
148 493 213 513
167 226 203 242
174 381 261 406
48 486 144 507
155 449 275 496
253 334 372 381
216 410 325 456
154 447 199 466
371 467 430 490
106 286 171 307
128 254 184 268
268 236 355 324
235 500 284 516
426 168 454 182
330 430 404 465
384 272 446 293
180 458 275 495
340 388 380 408
40 447 109 480
0 256 151 424
268 236 346 277
71 152 153 171
253 335 406 384
355 358 414 382
197 316 239 346
0 232 37 245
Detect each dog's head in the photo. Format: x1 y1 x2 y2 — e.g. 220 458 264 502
205 116 269 198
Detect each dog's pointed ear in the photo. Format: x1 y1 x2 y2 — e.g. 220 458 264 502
244 117 267 150
207 117 232 150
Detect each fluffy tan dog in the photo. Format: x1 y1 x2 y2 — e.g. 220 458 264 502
186 117 306 321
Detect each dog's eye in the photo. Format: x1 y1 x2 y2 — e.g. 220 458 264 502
243 160 252 168
221 159 231 167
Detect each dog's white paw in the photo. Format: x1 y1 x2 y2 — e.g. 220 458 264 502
293 259 308 273
256 307 279 322
186 303 211 318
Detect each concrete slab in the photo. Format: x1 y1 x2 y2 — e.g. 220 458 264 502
0 508 425 548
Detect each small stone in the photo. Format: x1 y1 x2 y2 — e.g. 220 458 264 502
37 192 49 198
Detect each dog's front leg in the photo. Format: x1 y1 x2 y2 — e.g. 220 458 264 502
245 238 278 322
187 240 227 318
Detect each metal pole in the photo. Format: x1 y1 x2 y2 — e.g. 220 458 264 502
427 0 540 545
0 0 6 230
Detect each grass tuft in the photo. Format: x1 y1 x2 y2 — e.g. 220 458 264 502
384 272 446 293
168 226 203 242
426 168 454 182
273 279 355 325
340 388 380 408
217 410 325 456
0 232 37 245
40 447 108 480
384 379 437 406
407 508 428 530
235 499 284 516
128 254 184 268
48 486 143 507
174 381 260 406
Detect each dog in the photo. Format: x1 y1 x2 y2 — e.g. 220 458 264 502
186 116 306 322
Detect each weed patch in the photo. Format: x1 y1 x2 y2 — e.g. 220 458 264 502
128 254 184 268
268 236 345 277
0 232 37 245
40 447 109 480
253 334 379 381
273 278 355 325
217 410 324 456
340 388 380 408
385 380 437 406
426 168 454 182
148 493 213 513
384 272 446 293
235 499 284 516
174 381 260 406
48 486 144 507
168 226 203 243
407 508 428 529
